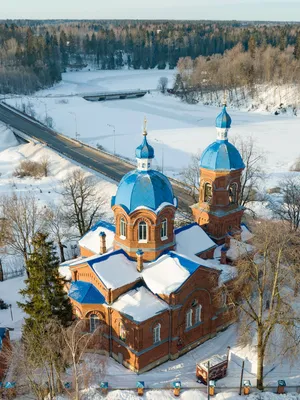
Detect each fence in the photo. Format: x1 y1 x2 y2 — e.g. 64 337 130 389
2 267 25 281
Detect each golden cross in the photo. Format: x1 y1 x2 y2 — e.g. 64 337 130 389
143 116 147 135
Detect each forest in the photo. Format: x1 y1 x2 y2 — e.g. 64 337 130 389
1 20 300 94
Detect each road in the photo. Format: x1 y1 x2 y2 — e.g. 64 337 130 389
0 103 194 210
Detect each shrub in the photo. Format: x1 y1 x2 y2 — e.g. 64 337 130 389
0 298 8 309
13 159 50 179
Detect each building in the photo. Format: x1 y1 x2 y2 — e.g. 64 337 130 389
60 107 252 373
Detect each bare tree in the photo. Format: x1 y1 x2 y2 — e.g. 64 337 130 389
157 76 168 94
4 322 66 399
232 136 266 207
179 151 201 201
1 193 46 267
60 319 106 400
226 220 300 390
271 175 300 232
45 204 70 262
60 169 105 237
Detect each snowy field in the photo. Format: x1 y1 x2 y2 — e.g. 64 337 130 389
6 69 300 192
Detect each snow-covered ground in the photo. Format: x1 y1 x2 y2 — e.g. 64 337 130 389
6 69 300 194
0 125 117 339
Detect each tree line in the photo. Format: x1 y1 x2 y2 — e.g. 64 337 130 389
2 20 300 93
174 37 300 107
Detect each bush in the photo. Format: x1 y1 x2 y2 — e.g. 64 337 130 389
13 159 50 179
0 298 8 309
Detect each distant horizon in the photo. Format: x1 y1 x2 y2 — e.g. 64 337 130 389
1 18 300 23
2 0 300 22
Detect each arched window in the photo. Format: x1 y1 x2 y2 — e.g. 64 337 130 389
138 221 147 242
186 309 193 329
119 322 126 341
120 218 127 238
204 183 212 203
90 313 100 333
195 305 202 324
153 323 161 344
161 218 167 239
229 183 238 204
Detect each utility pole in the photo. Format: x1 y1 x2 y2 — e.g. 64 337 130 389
107 124 116 155
207 360 210 400
239 360 245 395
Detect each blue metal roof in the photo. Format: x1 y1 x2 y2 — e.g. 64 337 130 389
112 169 176 214
89 220 115 233
200 140 245 171
135 136 154 159
68 281 106 304
216 105 232 129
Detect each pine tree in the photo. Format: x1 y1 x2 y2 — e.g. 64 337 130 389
294 32 300 60
18 232 73 334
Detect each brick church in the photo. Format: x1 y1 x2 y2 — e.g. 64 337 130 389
60 105 252 373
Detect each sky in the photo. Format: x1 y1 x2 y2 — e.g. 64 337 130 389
2 0 300 21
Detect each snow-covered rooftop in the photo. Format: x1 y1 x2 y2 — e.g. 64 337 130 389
89 250 140 290
142 253 191 295
111 286 168 322
214 239 253 262
78 220 115 255
241 223 253 243
175 223 216 258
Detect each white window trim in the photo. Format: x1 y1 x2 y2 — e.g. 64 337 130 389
153 324 161 344
186 309 193 330
120 218 126 238
138 221 148 242
195 305 202 324
161 219 168 241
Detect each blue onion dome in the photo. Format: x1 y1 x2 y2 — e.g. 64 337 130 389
111 170 177 214
216 105 232 129
200 105 244 171
135 134 154 159
200 141 245 171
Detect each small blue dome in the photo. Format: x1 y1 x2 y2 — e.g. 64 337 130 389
200 140 245 171
112 170 176 214
216 106 232 129
135 136 154 159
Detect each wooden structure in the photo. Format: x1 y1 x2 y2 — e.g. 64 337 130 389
172 381 181 397
277 380 286 394
196 354 228 384
136 381 145 396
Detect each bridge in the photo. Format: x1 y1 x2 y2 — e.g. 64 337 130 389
0 102 194 211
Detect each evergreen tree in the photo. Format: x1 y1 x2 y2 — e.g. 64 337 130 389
18 232 73 334
294 32 300 60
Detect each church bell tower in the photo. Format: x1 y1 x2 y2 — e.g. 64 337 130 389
191 105 245 245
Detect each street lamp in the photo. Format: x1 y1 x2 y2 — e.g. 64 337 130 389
107 124 116 155
154 138 164 174
69 112 79 140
